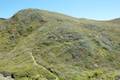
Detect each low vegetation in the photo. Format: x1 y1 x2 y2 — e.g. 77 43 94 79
0 9 120 80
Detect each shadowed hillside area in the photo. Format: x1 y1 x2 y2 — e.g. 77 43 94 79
0 9 120 80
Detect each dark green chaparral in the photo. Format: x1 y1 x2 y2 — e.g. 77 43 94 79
0 9 120 80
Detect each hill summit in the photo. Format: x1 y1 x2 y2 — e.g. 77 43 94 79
0 9 120 80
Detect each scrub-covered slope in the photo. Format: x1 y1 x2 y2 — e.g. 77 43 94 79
0 9 120 80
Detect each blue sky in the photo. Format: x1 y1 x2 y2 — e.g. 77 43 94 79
0 0 120 20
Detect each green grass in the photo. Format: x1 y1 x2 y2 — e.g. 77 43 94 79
0 8 120 80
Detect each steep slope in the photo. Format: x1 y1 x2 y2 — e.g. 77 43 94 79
0 9 120 80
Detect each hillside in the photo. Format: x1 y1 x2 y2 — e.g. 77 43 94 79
0 9 120 80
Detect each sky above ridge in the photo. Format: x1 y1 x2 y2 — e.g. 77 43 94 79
0 0 120 20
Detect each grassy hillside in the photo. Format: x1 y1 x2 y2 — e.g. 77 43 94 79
0 9 120 80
